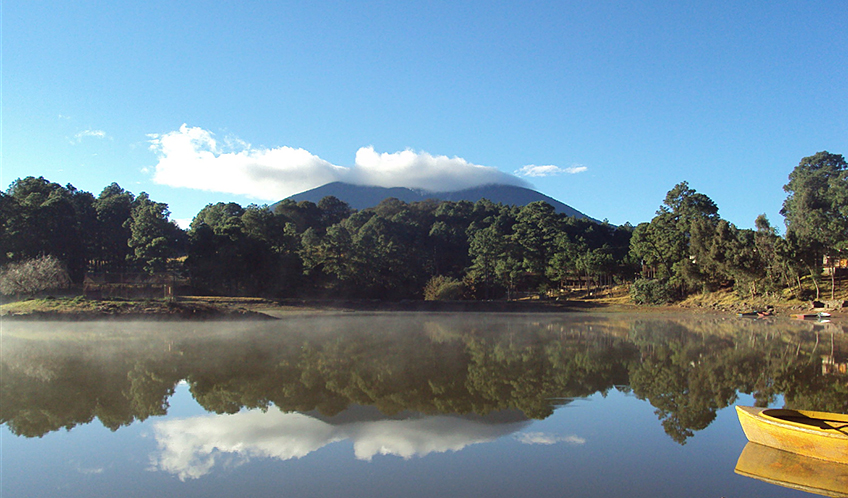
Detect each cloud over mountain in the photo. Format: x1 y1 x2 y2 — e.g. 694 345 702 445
148 125 530 200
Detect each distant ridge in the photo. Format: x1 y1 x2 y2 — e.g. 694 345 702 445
281 182 597 221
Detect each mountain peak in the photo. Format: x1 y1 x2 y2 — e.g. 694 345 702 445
281 182 597 221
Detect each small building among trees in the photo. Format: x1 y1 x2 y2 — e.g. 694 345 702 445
83 272 186 300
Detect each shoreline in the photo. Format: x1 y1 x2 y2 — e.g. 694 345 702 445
1 294 843 321
0 295 669 320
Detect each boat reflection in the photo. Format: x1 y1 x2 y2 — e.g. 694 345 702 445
736 406 848 463
734 442 848 498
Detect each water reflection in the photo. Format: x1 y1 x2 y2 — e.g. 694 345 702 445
151 405 534 480
2 314 847 448
735 442 848 497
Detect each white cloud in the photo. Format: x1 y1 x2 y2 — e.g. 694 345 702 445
172 218 193 230
515 164 587 177
72 129 109 143
150 411 341 480
513 432 586 445
147 125 528 200
349 147 526 193
75 465 105 475
150 408 529 480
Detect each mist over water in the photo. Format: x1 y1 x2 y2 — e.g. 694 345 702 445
2 313 846 497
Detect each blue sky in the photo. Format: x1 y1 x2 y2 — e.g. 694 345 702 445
2 1 846 229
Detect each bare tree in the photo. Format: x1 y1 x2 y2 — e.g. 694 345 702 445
0 255 71 297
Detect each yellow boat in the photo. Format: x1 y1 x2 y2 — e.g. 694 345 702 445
735 442 848 498
736 406 848 464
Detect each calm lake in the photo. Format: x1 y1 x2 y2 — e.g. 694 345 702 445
2 313 847 497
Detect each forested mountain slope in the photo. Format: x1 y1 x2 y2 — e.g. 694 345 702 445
282 182 598 221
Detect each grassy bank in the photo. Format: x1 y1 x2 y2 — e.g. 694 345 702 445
0 296 273 320
2 281 845 320
0 292 648 319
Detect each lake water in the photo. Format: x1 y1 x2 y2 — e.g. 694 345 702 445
2 313 846 497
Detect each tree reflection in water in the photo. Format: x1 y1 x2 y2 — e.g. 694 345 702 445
2 315 846 446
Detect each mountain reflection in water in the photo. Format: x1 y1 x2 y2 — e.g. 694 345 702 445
2 313 846 448
151 405 536 480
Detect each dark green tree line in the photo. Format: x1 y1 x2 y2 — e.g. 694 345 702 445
3 150 845 301
628 152 848 303
781 151 848 299
0 177 184 285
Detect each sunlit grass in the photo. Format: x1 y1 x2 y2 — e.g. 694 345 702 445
1 295 98 314
0 295 180 316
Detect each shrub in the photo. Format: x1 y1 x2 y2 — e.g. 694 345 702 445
630 278 672 305
0 255 71 296
424 275 465 301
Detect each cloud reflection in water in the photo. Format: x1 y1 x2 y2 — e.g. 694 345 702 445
150 408 532 480
513 432 586 446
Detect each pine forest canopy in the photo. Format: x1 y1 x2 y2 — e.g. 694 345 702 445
0 151 845 303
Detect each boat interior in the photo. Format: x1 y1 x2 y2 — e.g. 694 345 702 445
763 409 848 434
